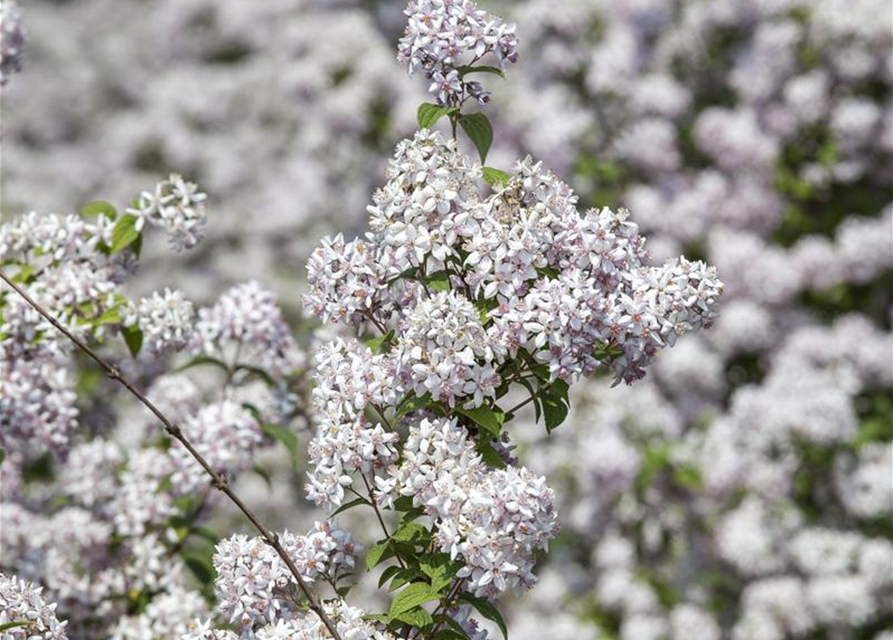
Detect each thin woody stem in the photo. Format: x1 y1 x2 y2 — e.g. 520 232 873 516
360 473 407 569
0 270 345 640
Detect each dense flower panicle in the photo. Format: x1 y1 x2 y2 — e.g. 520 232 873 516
127 174 208 251
395 290 503 407
193 281 304 376
125 288 195 355
110 587 208 640
110 448 177 537
381 418 559 598
0 0 25 86
212 522 360 629
0 573 68 639
182 600 397 640
0 347 78 458
305 340 399 506
169 400 263 493
0 212 112 265
58 440 124 510
399 0 518 105
305 130 722 389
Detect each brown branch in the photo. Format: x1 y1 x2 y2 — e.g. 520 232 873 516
0 271 344 640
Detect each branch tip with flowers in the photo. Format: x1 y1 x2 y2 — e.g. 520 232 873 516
0 1 724 639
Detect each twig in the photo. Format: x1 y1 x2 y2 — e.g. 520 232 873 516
360 473 406 570
0 270 345 640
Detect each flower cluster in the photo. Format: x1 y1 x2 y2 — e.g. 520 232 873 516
395 290 503 406
382 417 559 598
169 400 263 493
306 339 399 507
212 522 359 630
306 130 722 388
125 288 195 355
183 601 396 640
398 0 518 105
0 0 25 86
127 174 208 251
0 573 69 640
193 281 304 376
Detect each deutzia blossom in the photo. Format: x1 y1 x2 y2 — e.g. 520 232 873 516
398 0 518 105
125 288 195 355
212 522 360 630
193 281 304 376
381 418 559 598
0 573 69 639
306 339 399 507
0 0 25 86
127 174 208 251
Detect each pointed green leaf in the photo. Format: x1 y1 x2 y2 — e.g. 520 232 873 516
457 65 506 79
110 214 141 254
331 496 372 517
388 583 439 621
367 330 395 354
458 113 493 163
542 394 568 434
457 404 504 438
418 103 459 129
460 593 508 639
476 440 507 469
262 424 299 461
81 201 117 220
481 167 511 187
366 540 391 571
122 323 143 358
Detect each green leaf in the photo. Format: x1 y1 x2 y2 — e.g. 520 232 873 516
472 298 498 326
156 474 173 494
0 622 31 632
420 554 459 593
457 65 506 79
418 103 459 129
541 394 568 434
388 583 439 621
396 393 433 419
378 565 402 589
425 270 452 292
458 113 493 163
391 521 430 545
176 355 230 374
459 593 508 639
122 323 143 358
394 607 434 628
535 265 560 279
11 264 35 284
182 551 215 585
363 613 390 625
366 540 391 571
110 214 141 254
0 449 4 467
457 404 504 438
93 307 123 326
331 496 372 517
367 330 395 354
81 200 117 220
481 166 511 187
253 463 273 489
476 440 507 469
262 424 299 461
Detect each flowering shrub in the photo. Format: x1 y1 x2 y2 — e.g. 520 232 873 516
3 0 889 639
0 0 724 638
